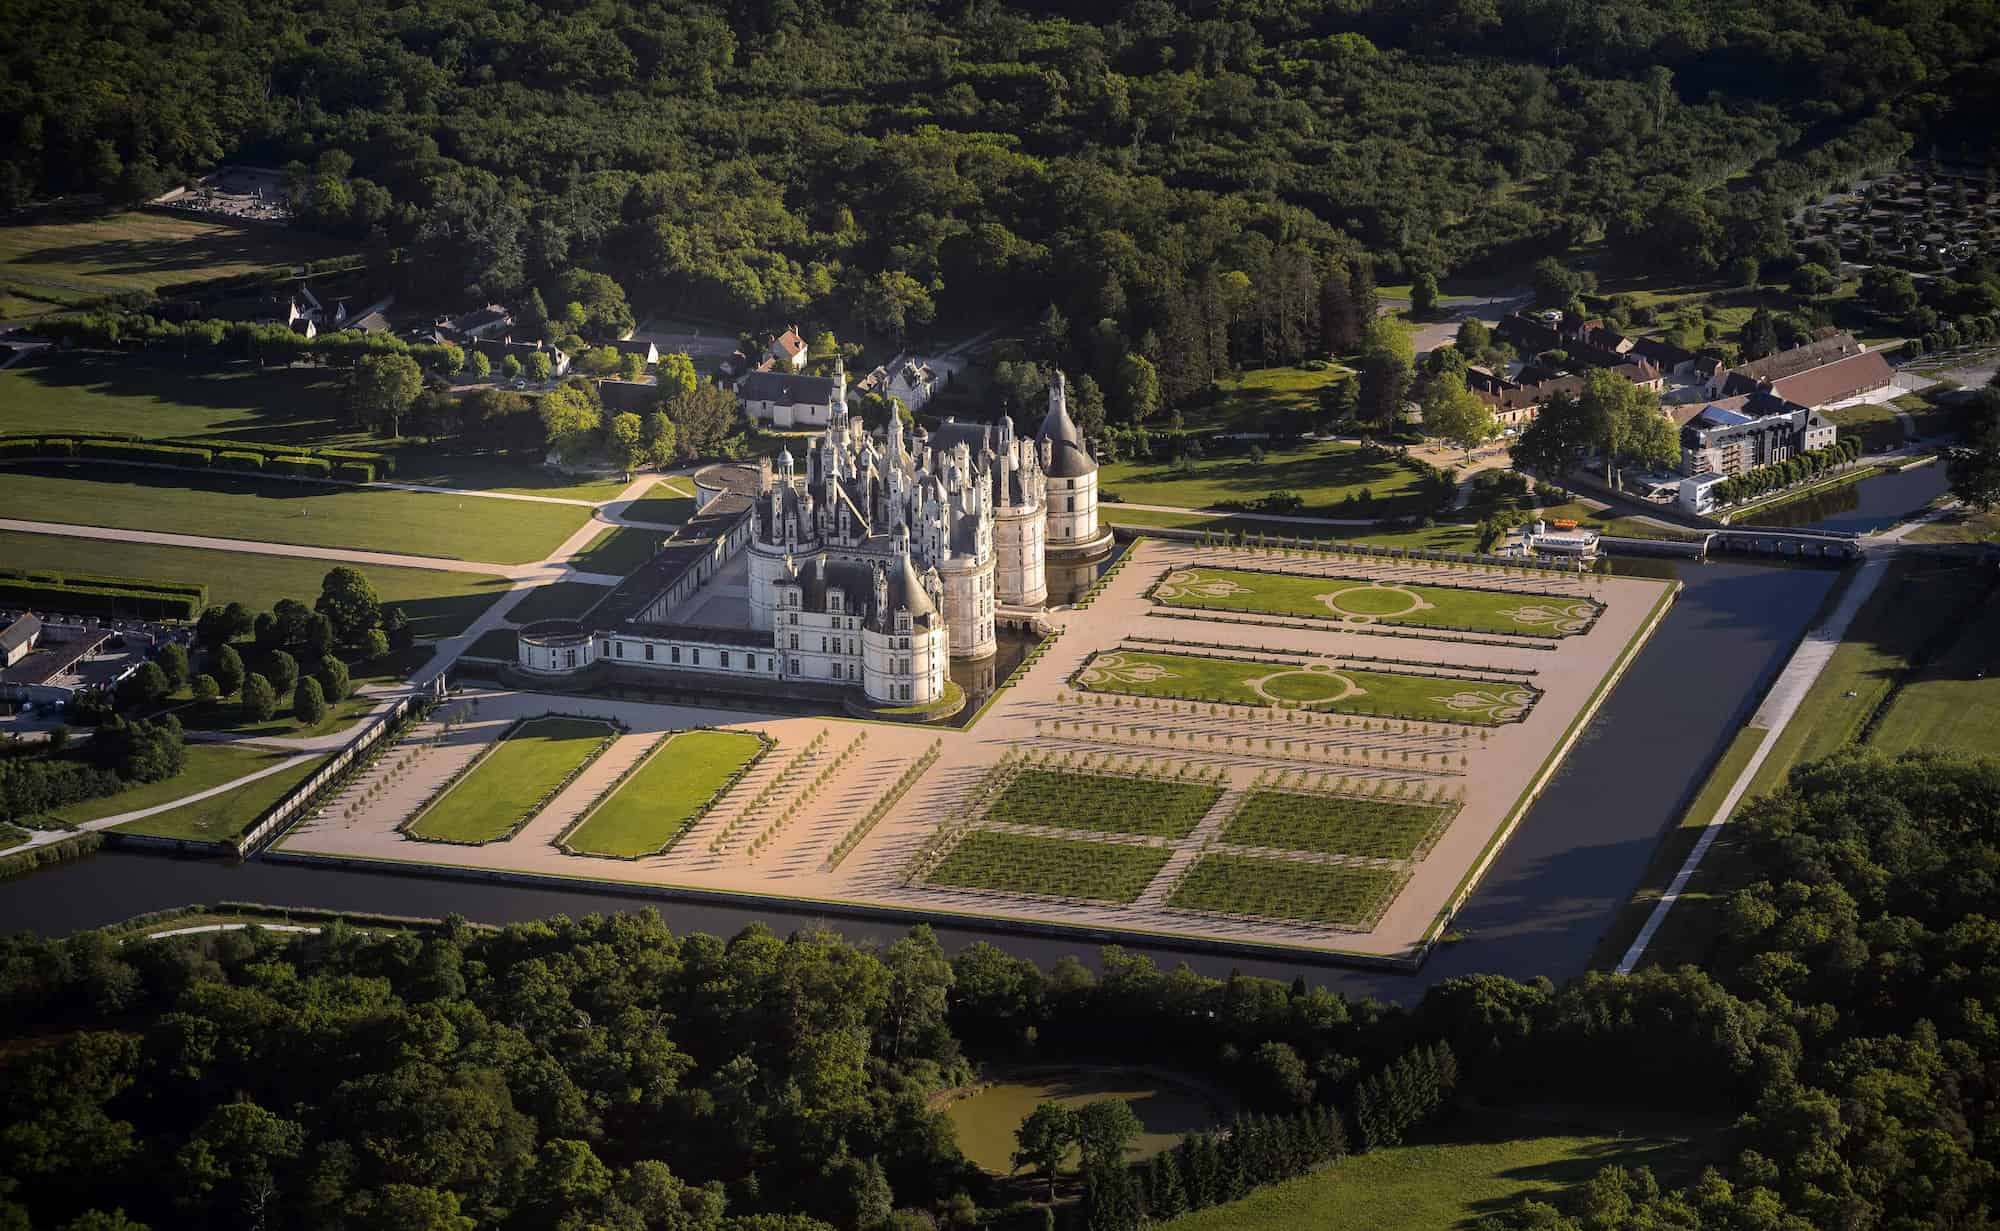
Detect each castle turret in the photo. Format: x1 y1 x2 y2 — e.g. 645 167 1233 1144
1037 369 1107 555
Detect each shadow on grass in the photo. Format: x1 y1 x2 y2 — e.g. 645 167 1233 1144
5 352 346 443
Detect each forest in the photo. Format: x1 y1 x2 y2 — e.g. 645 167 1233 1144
3 0 1994 390
0 748 1996 1229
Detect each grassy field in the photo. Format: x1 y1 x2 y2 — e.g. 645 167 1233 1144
0 463 590 563
1100 440 1426 515
945 1067 1226 1173
1168 1110 1704 1231
113 753 330 843
1869 578 2000 756
1185 364 1354 431
464 629 519 659
1101 505 1489 551
926 830 1172 903
572 526 665 576
0 353 351 442
0 531 511 639
1906 507 2000 545
1168 852 1405 926
618 493 696 525
1529 500 1706 543
0 822 31 851
562 730 766 857
1822 402 1909 452
1149 565 1601 636
504 581 612 624
1222 790 1454 860
1075 649 1540 725
47 743 283 825
406 717 617 844
0 209 346 318
986 769 1224 839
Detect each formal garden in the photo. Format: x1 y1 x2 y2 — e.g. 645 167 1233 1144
1220 783 1461 861
1148 566 1602 638
987 767 1225 839
924 829 1175 904
1073 648 1541 726
1167 853 1408 929
403 715 619 844
559 728 769 858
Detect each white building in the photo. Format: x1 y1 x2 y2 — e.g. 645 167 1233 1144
740 369 841 429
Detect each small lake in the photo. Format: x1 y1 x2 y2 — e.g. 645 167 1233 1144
1740 460 1948 533
944 1066 1229 1173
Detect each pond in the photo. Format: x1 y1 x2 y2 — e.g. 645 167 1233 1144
1740 460 1947 533
943 1066 1230 1173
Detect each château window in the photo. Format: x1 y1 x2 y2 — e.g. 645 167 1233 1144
644 644 654 661
615 642 625 659
565 649 576 668
789 634 799 650
720 651 730 668
670 645 681 663
692 649 701 665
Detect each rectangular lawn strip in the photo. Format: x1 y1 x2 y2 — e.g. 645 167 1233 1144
0 463 591 564
504 581 613 624
405 717 619 844
48 743 287 825
1098 439 1426 516
561 729 769 857
0 531 511 640
1222 789 1456 860
112 753 331 843
1149 565 1600 637
0 354 351 442
1074 648 1539 725
1168 852 1407 928
986 769 1223 839
924 829 1173 903
572 526 665 576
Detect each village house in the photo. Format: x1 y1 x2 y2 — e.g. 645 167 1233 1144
611 338 660 367
471 337 571 378
596 378 660 415
1705 333 1895 407
769 327 809 372
740 369 841 428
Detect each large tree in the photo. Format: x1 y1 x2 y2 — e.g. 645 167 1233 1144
345 353 423 438
316 567 382 645
1012 1103 1076 1201
1421 372 1497 457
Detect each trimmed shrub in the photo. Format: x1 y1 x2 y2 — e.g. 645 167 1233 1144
321 448 394 476
0 438 41 459
215 450 265 472
267 455 333 479
36 438 76 457
77 440 212 468
334 460 375 483
0 578 201 621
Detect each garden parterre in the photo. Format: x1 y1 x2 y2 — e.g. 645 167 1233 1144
986 767 1224 839
561 729 769 858
924 829 1174 904
1150 566 1602 638
405 716 618 844
1222 787 1460 861
1074 647 1541 725
1169 853 1409 928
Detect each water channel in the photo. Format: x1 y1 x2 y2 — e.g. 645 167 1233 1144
1738 458 1948 533
0 554 1841 1002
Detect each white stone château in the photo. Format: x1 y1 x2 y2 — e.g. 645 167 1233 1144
517 367 1107 711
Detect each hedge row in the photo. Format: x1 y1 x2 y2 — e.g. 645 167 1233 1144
269 455 332 478
0 832 103 882
78 440 214 467
0 578 204 621
1 567 205 603
0 433 391 475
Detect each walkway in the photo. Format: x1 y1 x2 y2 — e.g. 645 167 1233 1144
1615 553 1893 973
11 752 313 850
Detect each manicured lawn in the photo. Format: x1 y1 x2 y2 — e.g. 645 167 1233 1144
0 463 591 563
1167 1114 1704 1231
1747 559 1988 798
405 717 617 844
1149 565 1601 637
504 581 612 624
0 531 511 639
0 353 351 442
562 729 767 857
0 209 346 317
1099 440 1426 515
1222 790 1455 860
464 629 519 659
926 830 1172 903
1100 505 1486 551
1870 580 2000 756
986 769 1223 839
114 753 330 843
44 743 279 824
1530 500 1706 542
1823 402 1908 452
1184 364 1355 431
381 450 632 500
1074 649 1540 725
618 494 696 525
1168 853 1405 926
572 526 665 576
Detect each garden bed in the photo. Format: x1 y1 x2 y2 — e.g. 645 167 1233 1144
924 830 1172 904
559 728 770 858
1072 648 1541 725
1148 565 1601 638
986 768 1225 839
1221 788 1461 861
1168 853 1408 929
403 715 620 845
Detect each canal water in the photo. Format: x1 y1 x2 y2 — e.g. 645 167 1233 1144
0 557 1839 1002
1740 459 1948 533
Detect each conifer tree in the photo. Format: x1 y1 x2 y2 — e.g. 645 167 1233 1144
1146 1150 1187 1221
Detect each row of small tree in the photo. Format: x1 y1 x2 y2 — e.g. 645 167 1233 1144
1709 437 1864 508
1076 1105 1352 1231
